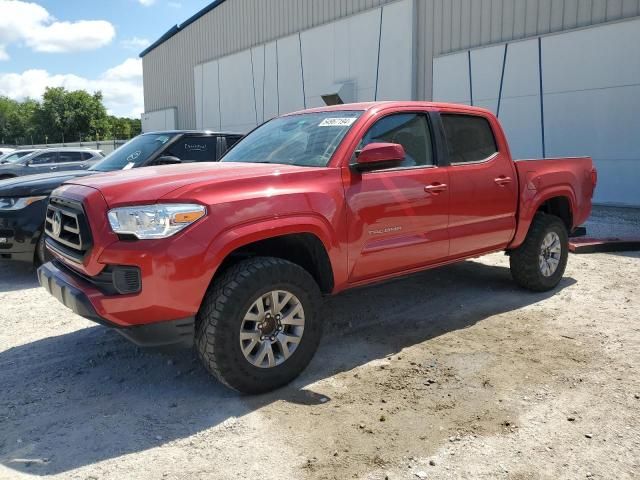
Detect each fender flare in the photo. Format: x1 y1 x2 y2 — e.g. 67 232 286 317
509 186 576 249
194 214 342 301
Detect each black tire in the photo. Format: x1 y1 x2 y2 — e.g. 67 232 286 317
509 213 569 292
195 257 323 394
34 232 52 267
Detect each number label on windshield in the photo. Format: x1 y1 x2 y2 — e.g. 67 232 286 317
318 118 357 127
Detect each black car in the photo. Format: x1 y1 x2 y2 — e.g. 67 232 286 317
0 130 243 266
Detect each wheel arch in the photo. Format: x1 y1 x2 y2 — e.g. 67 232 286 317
510 188 577 249
201 216 339 299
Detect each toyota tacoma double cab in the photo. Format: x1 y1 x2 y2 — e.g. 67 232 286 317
38 102 596 393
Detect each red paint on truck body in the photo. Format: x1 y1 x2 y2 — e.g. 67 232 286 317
47 102 595 328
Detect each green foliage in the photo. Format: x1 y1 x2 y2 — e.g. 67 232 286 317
0 87 141 145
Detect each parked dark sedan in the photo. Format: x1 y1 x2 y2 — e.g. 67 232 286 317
0 130 243 265
0 148 104 180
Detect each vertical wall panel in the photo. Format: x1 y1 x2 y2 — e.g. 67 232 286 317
275 35 305 114
432 52 471 104
497 39 543 159
376 0 415 100
193 64 203 129
202 61 220 130
470 44 505 112
542 17 640 205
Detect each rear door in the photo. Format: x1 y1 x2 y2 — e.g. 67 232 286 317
56 151 87 171
440 113 518 257
344 111 450 283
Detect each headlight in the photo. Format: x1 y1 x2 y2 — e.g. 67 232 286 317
0 196 47 210
107 203 206 239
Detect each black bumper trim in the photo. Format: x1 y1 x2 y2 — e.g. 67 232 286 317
37 261 194 348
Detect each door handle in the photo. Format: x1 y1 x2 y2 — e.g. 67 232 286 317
494 176 512 186
424 183 448 194
50 166 58 170
79 164 86 168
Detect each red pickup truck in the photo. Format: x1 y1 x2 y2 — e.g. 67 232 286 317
38 102 596 393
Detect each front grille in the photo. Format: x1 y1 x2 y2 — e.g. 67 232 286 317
45 197 93 262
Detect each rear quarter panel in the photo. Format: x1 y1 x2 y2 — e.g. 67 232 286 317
510 157 595 248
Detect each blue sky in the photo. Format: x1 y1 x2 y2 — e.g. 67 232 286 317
0 0 212 117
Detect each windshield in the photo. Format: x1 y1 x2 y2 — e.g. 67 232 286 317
90 133 176 172
0 150 36 164
221 111 363 167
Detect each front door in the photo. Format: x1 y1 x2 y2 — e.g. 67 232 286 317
344 113 450 283
26 151 59 174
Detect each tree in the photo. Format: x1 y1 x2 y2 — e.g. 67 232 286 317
35 87 111 142
0 87 140 145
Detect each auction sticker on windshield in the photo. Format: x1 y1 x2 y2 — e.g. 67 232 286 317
319 117 358 127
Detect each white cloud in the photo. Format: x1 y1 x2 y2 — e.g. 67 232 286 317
104 58 142 81
121 36 150 51
138 0 156 6
0 58 144 118
0 0 115 59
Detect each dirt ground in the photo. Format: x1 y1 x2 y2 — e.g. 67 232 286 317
0 249 638 480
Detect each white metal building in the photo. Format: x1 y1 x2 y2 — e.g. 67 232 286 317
141 0 640 206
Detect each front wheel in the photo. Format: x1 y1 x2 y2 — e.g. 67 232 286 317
509 213 569 292
195 257 323 394
34 232 53 267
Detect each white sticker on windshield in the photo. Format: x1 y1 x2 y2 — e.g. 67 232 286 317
319 117 357 127
123 162 135 170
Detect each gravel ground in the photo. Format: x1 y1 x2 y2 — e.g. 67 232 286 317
0 244 638 479
584 205 640 238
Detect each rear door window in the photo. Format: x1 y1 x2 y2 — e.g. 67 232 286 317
164 136 218 162
57 151 84 163
441 114 497 164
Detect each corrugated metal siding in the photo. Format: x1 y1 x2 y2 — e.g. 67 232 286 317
143 0 640 128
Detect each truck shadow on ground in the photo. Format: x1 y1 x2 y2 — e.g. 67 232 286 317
0 259 576 475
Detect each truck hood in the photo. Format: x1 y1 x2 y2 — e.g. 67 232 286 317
64 162 315 207
0 170 95 197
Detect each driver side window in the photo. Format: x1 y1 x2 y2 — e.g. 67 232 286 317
360 113 434 168
30 152 58 165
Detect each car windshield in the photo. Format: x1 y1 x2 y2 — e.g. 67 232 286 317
0 150 36 164
90 133 176 172
221 111 363 167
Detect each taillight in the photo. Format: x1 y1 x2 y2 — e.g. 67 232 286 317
591 168 598 187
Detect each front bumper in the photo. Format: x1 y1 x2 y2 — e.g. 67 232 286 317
38 261 195 348
0 201 47 262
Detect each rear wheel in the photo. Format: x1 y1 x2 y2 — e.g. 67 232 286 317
195 257 323 394
509 213 569 292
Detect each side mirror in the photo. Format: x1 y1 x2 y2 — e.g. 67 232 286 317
154 155 182 165
354 142 405 171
